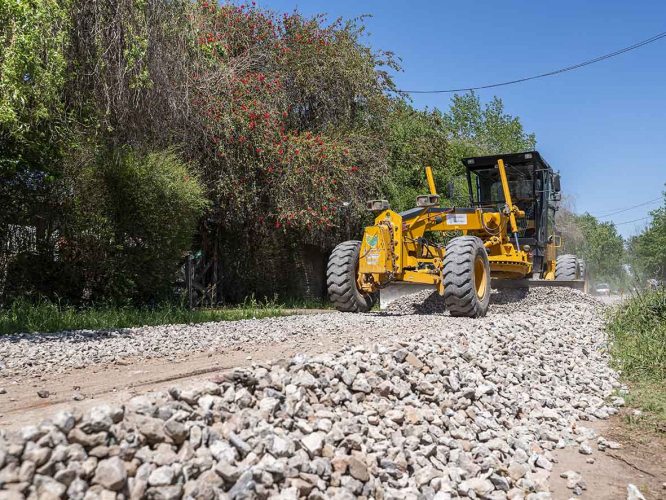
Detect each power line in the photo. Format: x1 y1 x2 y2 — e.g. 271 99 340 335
398 31 666 94
596 197 662 219
614 216 652 227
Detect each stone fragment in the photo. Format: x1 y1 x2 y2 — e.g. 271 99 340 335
405 353 424 370
301 432 325 455
579 443 593 455
347 457 369 482
92 457 127 491
148 466 174 487
626 484 646 500
463 477 494 497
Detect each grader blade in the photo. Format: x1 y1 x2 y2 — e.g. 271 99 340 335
379 283 436 310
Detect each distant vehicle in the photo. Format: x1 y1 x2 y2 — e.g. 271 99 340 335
595 283 611 296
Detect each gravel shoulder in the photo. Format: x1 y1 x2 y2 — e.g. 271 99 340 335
0 328 349 432
1 288 664 499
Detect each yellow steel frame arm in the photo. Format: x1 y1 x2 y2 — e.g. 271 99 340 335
497 158 521 248
425 166 437 195
497 159 517 233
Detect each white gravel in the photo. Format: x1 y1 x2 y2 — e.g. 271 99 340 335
0 288 604 378
0 287 629 500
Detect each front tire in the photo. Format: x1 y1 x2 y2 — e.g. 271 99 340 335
443 236 491 318
326 241 373 312
555 254 579 280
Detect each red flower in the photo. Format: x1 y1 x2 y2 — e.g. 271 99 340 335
256 148 261 153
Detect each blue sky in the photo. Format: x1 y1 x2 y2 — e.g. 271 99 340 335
267 0 665 237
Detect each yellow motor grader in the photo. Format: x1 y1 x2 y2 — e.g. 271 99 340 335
326 152 585 317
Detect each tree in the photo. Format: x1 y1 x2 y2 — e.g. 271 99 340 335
381 93 537 213
557 208 626 285
443 92 537 167
0 0 73 249
627 187 666 281
382 102 450 212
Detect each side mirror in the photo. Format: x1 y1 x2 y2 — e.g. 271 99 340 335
447 181 455 199
549 234 562 248
553 174 561 192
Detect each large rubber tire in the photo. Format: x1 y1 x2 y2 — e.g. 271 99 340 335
326 241 373 313
578 259 587 280
555 254 579 280
443 236 491 318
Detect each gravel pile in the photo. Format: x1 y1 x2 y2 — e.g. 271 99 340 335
0 288 625 499
385 287 603 316
0 289 601 379
384 291 447 315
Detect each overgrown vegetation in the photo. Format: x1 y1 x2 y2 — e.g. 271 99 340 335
608 289 666 380
607 288 666 430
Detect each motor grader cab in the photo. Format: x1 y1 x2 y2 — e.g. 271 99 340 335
326 151 585 317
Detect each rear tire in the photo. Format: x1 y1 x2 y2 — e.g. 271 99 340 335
326 241 373 313
578 259 586 280
443 236 491 318
555 254 579 280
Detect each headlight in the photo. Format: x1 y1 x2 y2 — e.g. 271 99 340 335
416 194 440 207
366 200 389 212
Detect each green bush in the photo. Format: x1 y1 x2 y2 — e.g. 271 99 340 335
607 288 666 380
67 147 208 305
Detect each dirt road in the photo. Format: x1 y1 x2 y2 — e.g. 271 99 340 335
1 289 664 499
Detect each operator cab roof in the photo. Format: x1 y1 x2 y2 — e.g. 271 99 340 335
461 151 553 174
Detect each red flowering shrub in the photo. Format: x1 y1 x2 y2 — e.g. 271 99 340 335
183 2 399 244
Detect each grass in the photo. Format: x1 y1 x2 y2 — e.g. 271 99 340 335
278 297 335 310
621 380 666 438
607 288 666 434
0 297 285 336
607 288 666 380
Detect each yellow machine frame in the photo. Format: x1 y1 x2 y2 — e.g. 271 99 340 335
357 160 561 295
